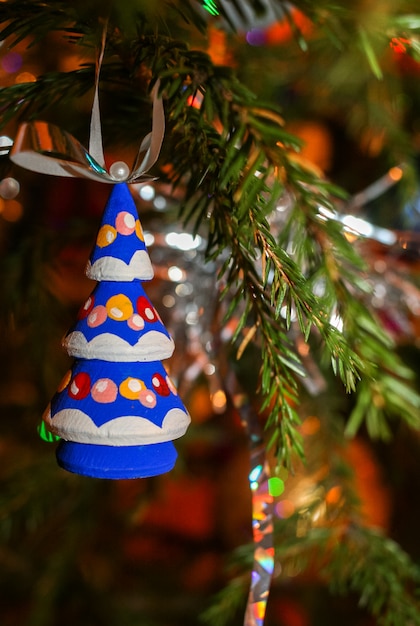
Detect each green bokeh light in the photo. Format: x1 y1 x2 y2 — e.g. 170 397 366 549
268 477 285 497
203 0 220 16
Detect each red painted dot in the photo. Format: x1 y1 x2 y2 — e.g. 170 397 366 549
137 296 158 322
78 295 95 320
68 372 91 399
152 372 170 396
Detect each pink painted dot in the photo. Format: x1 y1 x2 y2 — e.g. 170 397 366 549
115 211 136 235
138 388 157 408
91 378 118 403
87 305 108 328
127 314 145 331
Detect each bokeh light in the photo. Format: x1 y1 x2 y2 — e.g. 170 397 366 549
1 51 22 73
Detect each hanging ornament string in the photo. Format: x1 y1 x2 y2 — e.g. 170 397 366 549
88 17 108 170
10 24 165 184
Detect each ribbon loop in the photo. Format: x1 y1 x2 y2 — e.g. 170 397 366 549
10 81 165 184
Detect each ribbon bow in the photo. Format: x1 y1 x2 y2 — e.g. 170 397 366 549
10 82 164 184
10 25 164 183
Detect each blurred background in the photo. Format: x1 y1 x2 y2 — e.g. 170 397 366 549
1 2 420 625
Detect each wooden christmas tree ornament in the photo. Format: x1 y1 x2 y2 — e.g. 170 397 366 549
43 183 191 478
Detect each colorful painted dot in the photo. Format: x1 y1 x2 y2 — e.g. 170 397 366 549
152 372 170 396
91 378 118 403
78 295 95 320
119 377 145 399
57 370 72 392
115 211 136 235
87 305 108 328
97 224 117 247
135 219 144 241
106 294 134 321
127 313 145 331
68 372 91 400
137 296 158 322
139 388 157 408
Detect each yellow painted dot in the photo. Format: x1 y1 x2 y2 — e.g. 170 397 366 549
106 294 133 321
135 219 144 241
119 377 146 400
97 224 117 248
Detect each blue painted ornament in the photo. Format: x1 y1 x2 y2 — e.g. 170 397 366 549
43 359 190 445
64 280 174 362
43 183 190 478
56 440 178 479
86 181 154 282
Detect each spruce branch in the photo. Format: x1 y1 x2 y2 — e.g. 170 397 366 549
146 39 416 458
0 0 87 47
325 525 420 626
0 67 97 130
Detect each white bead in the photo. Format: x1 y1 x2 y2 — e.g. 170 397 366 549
0 177 20 199
109 161 130 181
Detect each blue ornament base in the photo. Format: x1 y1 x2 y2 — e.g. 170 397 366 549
56 440 177 479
